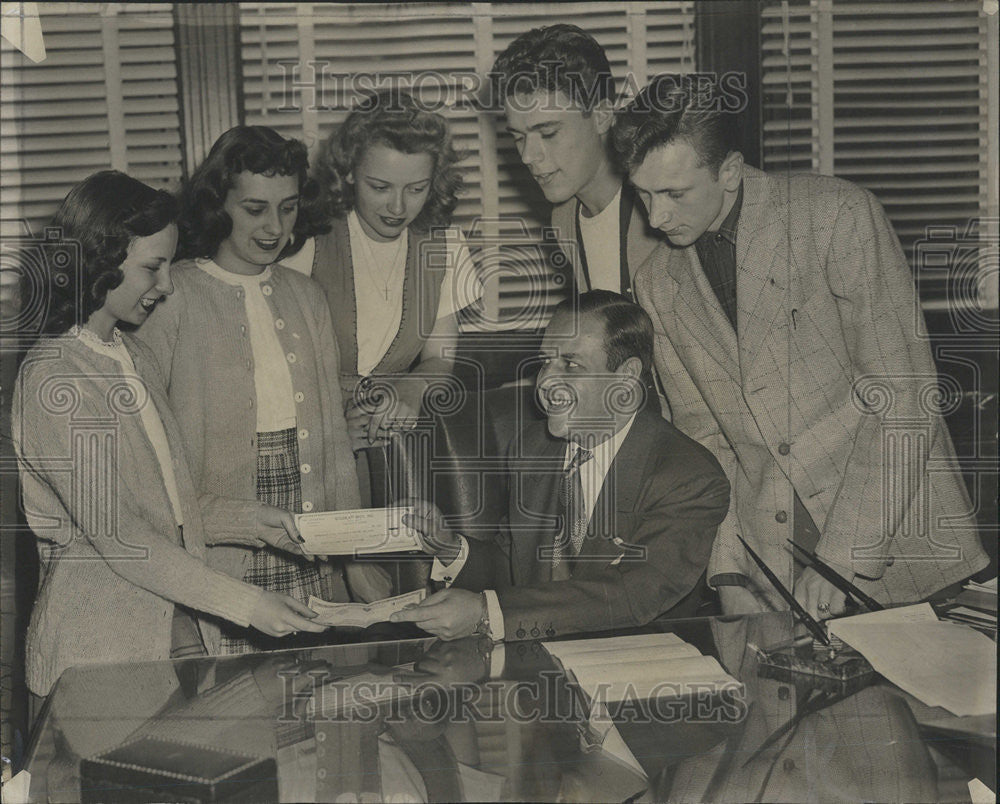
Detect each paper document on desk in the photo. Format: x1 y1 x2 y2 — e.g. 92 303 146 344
828 605 997 717
307 589 426 628
294 507 420 555
828 602 939 627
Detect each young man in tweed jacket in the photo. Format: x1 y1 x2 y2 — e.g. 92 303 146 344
610 76 988 619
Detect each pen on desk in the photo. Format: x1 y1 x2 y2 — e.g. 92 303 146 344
786 540 884 611
736 535 831 646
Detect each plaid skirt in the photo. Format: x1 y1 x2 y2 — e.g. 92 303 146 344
219 427 329 654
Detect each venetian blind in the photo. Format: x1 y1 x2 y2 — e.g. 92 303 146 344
761 0 995 312
0 3 183 239
238 1 696 328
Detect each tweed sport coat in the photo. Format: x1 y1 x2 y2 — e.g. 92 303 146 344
635 166 987 609
452 407 730 639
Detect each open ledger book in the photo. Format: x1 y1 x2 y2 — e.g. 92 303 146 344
543 632 742 707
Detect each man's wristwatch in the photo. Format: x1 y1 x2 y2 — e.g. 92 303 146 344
472 592 492 639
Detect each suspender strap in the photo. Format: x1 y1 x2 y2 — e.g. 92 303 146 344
574 200 593 293
619 185 635 300
573 188 633 297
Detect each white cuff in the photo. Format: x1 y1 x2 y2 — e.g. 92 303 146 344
429 534 469 586
484 589 505 642
488 642 506 678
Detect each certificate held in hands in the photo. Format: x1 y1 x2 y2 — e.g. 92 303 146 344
293 506 422 556
307 589 427 628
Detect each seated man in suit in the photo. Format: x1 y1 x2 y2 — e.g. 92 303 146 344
390 290 730 641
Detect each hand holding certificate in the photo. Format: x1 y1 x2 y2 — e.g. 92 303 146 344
306 589 427 628
293 507 422 556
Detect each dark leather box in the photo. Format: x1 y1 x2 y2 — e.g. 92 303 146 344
80 735 278 803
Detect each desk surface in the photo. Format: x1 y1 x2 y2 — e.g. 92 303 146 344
24 612 996 803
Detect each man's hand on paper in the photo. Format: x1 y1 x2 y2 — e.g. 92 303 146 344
402 498 462 564
795 567 848 621
389 588 483 640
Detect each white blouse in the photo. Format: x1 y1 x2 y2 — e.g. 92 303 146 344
281 215 483 376
197 259 296 432
75 325 185 526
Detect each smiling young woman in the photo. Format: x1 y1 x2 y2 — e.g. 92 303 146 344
13 170 329 702
280 91 483 505
135 127 390 653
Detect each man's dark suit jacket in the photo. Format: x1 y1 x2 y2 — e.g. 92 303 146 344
452 407 730 640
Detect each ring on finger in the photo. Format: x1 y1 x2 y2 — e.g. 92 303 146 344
817 602 830 613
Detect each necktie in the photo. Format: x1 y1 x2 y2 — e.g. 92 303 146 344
552 446 594 580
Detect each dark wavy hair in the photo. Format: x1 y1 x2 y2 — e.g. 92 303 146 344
176 125 328 261
550 289 654 384
489 24 615 112
313 90 464 232
611 74 741 177
42 170 178 335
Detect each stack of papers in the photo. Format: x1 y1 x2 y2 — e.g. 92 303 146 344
544 632 741 705
307 589 426 628
964 577 998 595
827 604 997 717
946 577 998 632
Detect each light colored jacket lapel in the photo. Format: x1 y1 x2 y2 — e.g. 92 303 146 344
657 240 740 387
735 167 792 387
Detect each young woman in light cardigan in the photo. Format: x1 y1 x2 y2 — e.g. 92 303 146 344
12 171 325 700
281 90 482 503
137 126 388 653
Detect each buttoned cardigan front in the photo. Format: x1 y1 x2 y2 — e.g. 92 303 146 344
13 334 266 695
134 260 361 585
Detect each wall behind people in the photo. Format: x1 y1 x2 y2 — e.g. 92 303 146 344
2 3 994 321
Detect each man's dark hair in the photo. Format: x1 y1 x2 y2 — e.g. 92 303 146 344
490 24 614 112
551 290 654 375
611 74 741 176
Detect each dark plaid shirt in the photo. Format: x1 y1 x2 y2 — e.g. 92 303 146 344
694 183 744 330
